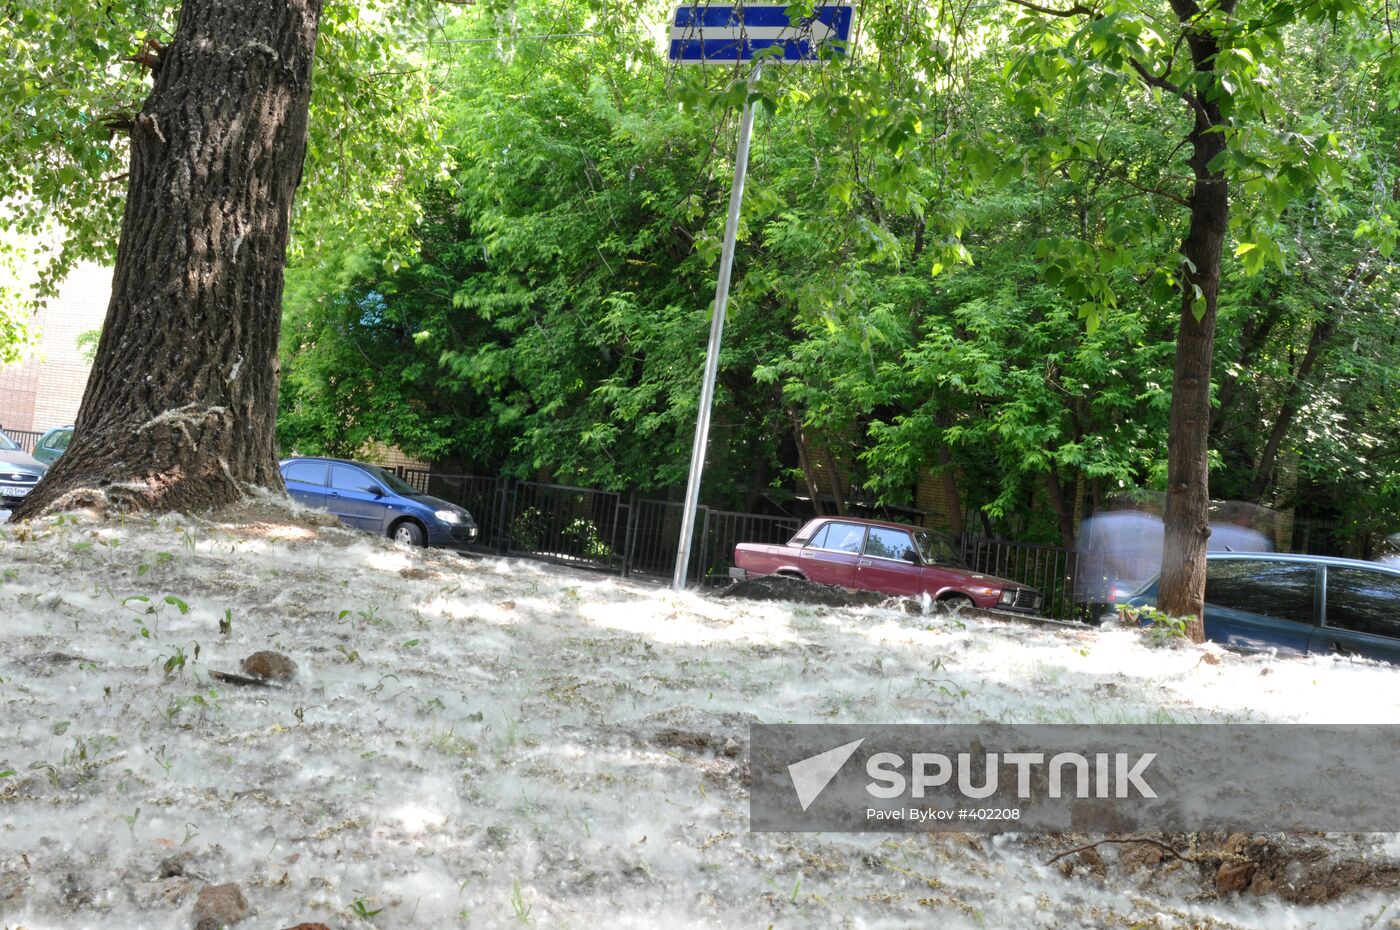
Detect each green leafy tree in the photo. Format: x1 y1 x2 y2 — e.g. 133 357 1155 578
2 0 442 515
935 0 1387 635
273 0 1400 574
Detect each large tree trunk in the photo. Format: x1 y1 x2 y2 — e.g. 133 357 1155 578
1156 0 1233 641
13 0 321 519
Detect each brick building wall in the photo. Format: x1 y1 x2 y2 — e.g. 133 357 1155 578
914 468 956 532
358 440 431 472
0 262 110 433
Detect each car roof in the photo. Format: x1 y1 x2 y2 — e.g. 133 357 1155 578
280 456 379 469
800 515 948 535
1205 551 1400 575
278 456 389 473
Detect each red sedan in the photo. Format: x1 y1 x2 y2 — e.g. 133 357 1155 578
732 517 1043 613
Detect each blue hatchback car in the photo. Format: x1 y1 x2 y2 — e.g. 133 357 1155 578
1127 552 1400 663
280 457 478 550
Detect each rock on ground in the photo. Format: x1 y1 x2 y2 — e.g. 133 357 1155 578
191 882 247 929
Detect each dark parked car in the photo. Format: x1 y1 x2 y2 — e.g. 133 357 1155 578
732 516 1043 613
280 457 478 549
33 425 73 465
1126 552 1400 663
0 430 48 509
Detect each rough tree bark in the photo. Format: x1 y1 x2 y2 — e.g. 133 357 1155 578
1156 0 1235 641
12 0 322 519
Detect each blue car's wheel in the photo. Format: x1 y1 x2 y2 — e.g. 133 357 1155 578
391 520 425 547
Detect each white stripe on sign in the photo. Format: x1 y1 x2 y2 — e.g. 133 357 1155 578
668 21 836 43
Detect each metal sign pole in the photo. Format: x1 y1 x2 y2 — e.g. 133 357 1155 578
673 63 761 591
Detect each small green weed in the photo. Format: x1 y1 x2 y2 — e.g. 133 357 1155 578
509 879 531 923
1125 604 1192 646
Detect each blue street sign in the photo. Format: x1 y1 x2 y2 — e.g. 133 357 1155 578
669 3 853 64
668 4 853 586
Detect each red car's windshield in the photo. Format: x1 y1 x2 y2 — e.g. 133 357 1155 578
915 530 965 567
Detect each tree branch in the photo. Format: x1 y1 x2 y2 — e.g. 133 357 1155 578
99 110 136 135
1002 0 1097 16
121 37 166 75
1046 836 1194 866
1118 173 1191 206
1128 57 1210 124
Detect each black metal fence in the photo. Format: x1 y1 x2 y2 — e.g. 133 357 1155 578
960 537 1086 621
391 466 1089 615
1 428 42 455
391 469 802 586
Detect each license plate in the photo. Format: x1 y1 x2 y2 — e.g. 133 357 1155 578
1 485 31 497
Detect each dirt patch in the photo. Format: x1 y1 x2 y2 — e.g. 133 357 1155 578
1229 835 1400 904
717 574 920 612
206 494 342 540
1045 832 1400 905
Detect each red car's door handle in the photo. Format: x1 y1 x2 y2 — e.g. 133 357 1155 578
858 559 872 566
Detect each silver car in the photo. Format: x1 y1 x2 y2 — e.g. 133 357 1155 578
0 430 47 508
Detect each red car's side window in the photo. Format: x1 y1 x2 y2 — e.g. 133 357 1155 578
825 523 866 553
864 527 918 562
807 522 867 553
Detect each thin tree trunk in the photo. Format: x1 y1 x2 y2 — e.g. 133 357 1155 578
1210 294 1284 438
1247 312 1336 501
935 444 964 540
743 454 771 512
821 443 847 516
13 0 321 518
1248 264 1379 501
1157 0 1234 641
1045 470 1077 550
790 409 825 516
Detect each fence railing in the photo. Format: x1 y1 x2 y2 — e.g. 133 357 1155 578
960 537 1086 621
390 469 801 586
1 428 43 455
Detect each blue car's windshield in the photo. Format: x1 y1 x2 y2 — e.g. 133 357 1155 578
0 431 19 451
360 464 419 497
